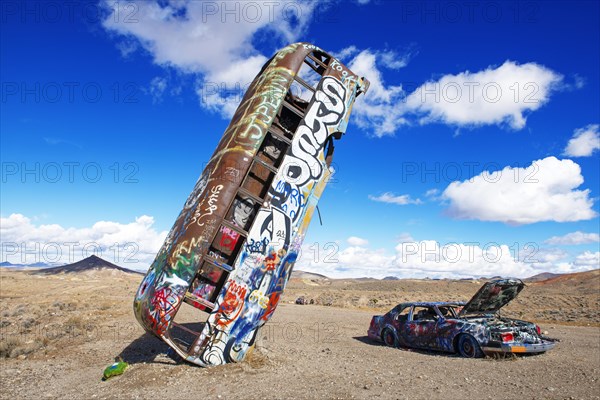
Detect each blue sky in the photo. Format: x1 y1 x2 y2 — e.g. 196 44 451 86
1 0 599 278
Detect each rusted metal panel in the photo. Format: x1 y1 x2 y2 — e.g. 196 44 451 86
133 42 369 366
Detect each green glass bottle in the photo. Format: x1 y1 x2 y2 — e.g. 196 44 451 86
102 361 128 380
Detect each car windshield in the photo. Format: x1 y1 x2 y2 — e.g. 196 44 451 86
437 306 459 318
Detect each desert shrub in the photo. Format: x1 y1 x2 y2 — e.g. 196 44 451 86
9 342 40 358
12 305 26 317
320 296 334 307
0 336 22 358
64 316 94 337
22 318 37 329
52 302 77 311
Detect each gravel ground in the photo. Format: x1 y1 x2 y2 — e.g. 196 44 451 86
1 270 599 399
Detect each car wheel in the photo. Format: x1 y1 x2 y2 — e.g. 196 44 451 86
382 328 397 347
457 334 484 358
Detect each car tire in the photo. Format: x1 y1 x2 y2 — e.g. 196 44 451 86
457 334 484 358
382 328 398 347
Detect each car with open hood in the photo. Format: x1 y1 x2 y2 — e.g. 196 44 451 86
367 279 557 357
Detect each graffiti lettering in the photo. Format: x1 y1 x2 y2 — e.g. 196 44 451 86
238 69 292 141
248 289 269 309
219 227 240 252
330 58 349 78
280 76 346 187
216 281 247 327
170 236 203 268
183 173 209 211
246 237 270 254
188 184 224 228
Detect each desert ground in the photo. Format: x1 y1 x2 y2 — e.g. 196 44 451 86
1 267 599 399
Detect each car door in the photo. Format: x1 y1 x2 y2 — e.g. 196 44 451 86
403 306 440 350
392 305 411 347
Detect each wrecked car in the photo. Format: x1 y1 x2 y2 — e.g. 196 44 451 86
368 279 557 357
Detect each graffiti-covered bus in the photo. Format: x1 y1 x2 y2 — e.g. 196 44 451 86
133 42 369 367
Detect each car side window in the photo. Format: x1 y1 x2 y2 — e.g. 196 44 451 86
394 306 411 322
412 306 439 322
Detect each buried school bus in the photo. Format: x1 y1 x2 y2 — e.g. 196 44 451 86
133 43 369 367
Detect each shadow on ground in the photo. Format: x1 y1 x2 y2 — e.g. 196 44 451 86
353 335 460 358
118 332 171 364
118 322 206 365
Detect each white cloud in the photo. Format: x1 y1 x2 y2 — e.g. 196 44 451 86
573 74 586 89
0 213 167 271
347 236 369 247
550 251 600 274
405 60 563 129
341 50 565 136
102 0 320 117
369 192 423 205
545 231 600 245
343 48 409 136
103 3 565 135
378 49 413 70
392 240 536 279
563 124 600 157
148 76 167 104
297 243 395 279
296 237 599 279
115 40 138 58
442 157 597 224
195 55 271 117
297 239 533 279
397 232 415 243
573 251 600 269
333 45 359 60
531 247 568 265
424 189 440 199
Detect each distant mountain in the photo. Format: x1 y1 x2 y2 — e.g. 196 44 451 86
530 269 599 287
35 255 142 275
291 270 330 280
382 276 399 280
524 272 561 282
0 261 58 268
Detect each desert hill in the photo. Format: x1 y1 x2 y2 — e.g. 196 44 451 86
34 255 142 276
530 268 599 293
524 272 561 282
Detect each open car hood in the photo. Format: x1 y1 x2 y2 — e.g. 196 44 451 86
459 279 525 316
